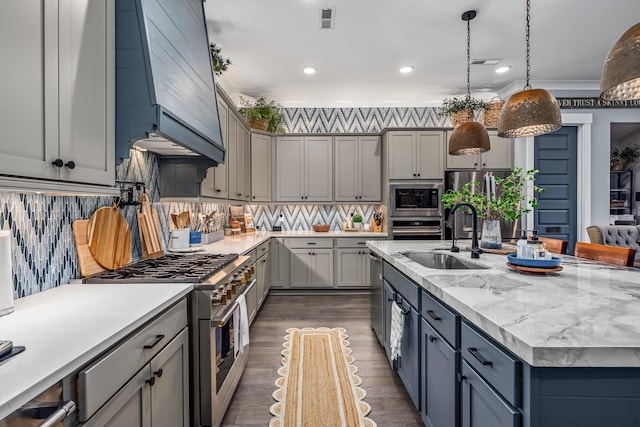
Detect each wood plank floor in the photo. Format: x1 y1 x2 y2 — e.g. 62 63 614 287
221 294 424 426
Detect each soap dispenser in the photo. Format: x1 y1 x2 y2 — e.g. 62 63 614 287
516 230 528 258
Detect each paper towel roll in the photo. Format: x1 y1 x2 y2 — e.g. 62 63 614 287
0 230 14 316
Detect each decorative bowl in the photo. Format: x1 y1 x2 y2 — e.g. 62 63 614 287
312 224 330 232
507 253 562 268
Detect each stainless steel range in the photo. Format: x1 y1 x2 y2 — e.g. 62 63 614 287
84 252 255 427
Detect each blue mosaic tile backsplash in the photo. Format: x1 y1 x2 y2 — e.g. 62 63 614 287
6 106 405 299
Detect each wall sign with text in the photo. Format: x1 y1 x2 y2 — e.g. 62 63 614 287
556 97 640 109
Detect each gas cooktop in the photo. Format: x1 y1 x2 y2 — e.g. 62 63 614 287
84 253 239 283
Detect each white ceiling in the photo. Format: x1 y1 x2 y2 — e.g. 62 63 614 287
204 0 640 108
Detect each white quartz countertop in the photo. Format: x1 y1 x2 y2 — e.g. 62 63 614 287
197 230 388 255
368 240 640 368
0 283 192 420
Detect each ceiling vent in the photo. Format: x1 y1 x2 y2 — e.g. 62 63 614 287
320 8 334 29
471 59 501 65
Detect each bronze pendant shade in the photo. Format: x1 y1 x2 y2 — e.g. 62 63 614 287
449 121 491 155
600 21 640 100
448 10 490 156
497 88 561 138
496 0 562 139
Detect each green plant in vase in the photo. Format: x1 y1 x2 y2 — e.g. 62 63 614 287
351 213 363 230
439 96 489 127
441 168 544 249
238 96 285 132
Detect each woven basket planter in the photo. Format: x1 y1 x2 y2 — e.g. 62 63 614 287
482 99 505 128
248 118 269 131
451 109 476 127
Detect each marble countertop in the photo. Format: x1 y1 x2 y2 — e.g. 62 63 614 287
368 240 640 368
0 283 192 420
197 230 388 255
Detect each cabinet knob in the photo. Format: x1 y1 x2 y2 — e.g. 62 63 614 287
417 173 421 177
253 195 256 199
456 373 466 383
154 368 163 378
215 189 221 193
146 377 156 387
65 160 76 170
237 193 242 196
52 158 64 168
429 335 437 343
482 163 486 167
474 162 478 166
413 173 417 177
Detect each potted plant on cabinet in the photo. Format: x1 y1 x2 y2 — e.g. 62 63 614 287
441 168 543 249
440 96 489 127
209 43 232 76
238 96 285 132
610 145 640 170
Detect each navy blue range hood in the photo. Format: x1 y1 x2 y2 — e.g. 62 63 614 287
115 0 224 166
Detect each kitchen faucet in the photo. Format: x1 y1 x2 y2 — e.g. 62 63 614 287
447 203 481 259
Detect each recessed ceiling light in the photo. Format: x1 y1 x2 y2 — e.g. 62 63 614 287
495 65 512 74
303 66 316 75
399 66 414 74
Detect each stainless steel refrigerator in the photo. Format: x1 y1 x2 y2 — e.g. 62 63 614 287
444 170 520 243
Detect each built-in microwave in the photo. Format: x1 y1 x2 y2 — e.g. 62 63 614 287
389 181 443 217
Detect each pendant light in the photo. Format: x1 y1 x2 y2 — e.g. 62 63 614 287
497 0 561 138
449 10 491 156
600 22 640 100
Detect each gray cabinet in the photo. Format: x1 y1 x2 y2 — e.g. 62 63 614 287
335 238 383 288
276 136 332 202
290 248 333 288
201 98 229 198
421 319 459 427
446 131 513 170
79 301 188 426
383 280 396 365
251 133 272 202
387 131 445 180
0 0 115 187
226 115 251 201
270 238 290 289
335 136 381 201
256 241 270 309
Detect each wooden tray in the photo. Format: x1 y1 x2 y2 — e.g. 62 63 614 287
466 245 516 255
506 262 563 274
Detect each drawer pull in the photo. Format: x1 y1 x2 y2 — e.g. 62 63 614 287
154 368 163 378
307 242 317 245
429 335 437 343
456 372 466 383
401 309 410 316
146 376 156 387
357 242 366 245
426 310 441 321
143 334 165 350
468 347 493 366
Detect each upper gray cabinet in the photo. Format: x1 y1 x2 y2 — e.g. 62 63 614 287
446 130 513 170
335 136 381 202
387 131 445 180
276 136 332 202
0 0 115 188
251 133 272 202
201 98 229 199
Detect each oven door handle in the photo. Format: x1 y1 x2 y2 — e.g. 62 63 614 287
392 229 442 235
212 301 240 327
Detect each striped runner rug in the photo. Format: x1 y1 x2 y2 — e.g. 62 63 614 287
270 327 376 427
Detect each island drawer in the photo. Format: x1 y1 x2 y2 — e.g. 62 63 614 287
461 322 522 408
78 299 187 421
422 290 459 347
383 263 420 309
285 238 334 249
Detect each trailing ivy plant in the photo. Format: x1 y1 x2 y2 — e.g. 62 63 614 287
209 43 232 76
441 168 544 222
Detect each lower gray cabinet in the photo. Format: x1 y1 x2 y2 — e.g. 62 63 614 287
461 361 521 427
270 238 290 289
289 248 333 288
397 298 420 411
335 248 369 288
256 251 270 308
421 319 459 427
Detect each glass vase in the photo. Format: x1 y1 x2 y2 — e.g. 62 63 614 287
481 220 502 250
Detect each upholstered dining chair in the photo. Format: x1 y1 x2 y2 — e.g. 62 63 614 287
573 241 635 267
538 237 568 255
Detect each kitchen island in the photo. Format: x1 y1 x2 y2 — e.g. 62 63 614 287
368 240 640 427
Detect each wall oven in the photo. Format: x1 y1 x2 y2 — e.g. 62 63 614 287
389 218 443 240
389 181 444 218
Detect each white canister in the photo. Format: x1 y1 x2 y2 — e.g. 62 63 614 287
169 228 190 250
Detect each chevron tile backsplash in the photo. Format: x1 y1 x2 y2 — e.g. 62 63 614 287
6 105 414 299
283 107 450 133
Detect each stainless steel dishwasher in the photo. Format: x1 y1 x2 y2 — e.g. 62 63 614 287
369 252 384 346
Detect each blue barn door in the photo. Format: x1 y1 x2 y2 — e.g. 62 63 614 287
534 127 578 254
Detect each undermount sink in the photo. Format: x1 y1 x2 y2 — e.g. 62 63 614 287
401 252 489 270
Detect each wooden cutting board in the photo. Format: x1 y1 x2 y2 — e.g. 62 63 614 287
87 206 133 270
138 191 164 258
73 219 108 278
